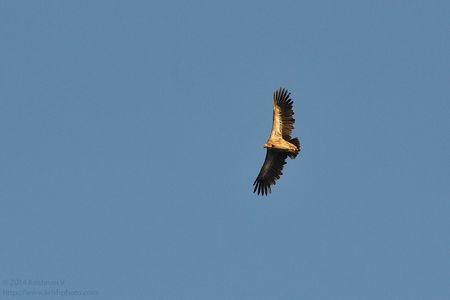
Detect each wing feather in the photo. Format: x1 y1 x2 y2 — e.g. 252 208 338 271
271 87 295 140
253 150 288 196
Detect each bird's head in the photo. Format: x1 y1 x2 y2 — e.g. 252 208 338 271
263 143 272 149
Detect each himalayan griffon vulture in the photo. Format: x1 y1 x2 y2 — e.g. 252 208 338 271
253 88 301 196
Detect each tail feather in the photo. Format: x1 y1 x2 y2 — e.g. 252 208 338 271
288 137 301 159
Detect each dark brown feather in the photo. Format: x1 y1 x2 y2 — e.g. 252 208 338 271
253 150 288 196
274 87 295 139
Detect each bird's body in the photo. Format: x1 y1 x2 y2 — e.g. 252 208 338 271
264 138 298 153
253 88 301 196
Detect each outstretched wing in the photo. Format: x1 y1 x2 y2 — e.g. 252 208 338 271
253 150 288 196
270 88 295 140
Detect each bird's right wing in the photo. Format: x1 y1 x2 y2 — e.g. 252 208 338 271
253 150 288 196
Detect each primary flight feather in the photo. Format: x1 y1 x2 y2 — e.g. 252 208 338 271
253 88 301 196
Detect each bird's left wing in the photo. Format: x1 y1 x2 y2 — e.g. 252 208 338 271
270 88 296 140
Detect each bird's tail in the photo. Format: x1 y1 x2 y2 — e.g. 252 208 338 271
288 137 301 159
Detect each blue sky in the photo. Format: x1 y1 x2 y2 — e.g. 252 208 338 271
0 1 449 299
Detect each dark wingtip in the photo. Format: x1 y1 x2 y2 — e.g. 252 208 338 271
274 87 292 106
253 179 271 196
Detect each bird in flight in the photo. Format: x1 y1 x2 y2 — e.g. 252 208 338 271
253 88 301 196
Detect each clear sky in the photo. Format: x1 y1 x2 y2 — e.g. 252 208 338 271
1 1 449 299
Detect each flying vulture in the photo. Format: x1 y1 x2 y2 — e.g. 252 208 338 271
253 88 301 196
